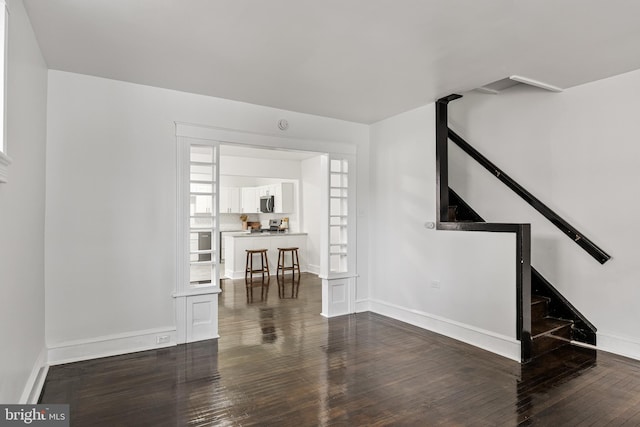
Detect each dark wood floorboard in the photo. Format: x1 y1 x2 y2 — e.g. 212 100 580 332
39 273 640 426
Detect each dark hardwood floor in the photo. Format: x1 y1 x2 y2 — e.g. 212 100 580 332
40 273 640 426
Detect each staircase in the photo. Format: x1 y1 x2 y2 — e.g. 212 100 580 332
436 94 608 362
448 187 596 360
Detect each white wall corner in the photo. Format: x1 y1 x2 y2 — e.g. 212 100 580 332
19 346 48 404
306 263 320 275
355 299 370 313
47 327 178 366
597 332 640 362
0 151 11 183
369 299 521 362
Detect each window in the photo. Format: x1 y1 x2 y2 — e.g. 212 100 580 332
0 0 10 183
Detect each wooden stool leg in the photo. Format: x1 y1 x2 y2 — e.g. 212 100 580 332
245 251 250 281
261 251 268 301
277 249 282 279
264 251 270 276
277 267 283 298
250 252 254 301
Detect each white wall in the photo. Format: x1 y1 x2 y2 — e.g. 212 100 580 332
300 155 323 274
45 71 368 354
449 69 640 360
220 154 302 179
369 104 520 361
0 0 48 402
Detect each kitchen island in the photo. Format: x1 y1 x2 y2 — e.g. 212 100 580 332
223 232 308 279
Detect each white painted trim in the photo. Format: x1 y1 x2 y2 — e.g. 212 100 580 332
48 327 177 365
509 75 564 93
176 137 221 343
0 150 11 183
321 276 355 317
176 297 187 344
369 299 521 362
355 299 370 313
175 122 357 155
175 122 360 333
172 287 222 298
306 263 320 275
19 347 48 404
318 272 359 280
475 87 499 95
597 332 640 361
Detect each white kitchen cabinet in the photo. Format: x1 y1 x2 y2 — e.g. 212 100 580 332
274 182 294 213
256 185 268 198
241 187 259 213
220 187 240 213
233 182 295 214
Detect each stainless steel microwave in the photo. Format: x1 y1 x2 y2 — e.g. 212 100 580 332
260 195 274 213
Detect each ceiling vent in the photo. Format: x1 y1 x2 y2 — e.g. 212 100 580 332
476 75 563 94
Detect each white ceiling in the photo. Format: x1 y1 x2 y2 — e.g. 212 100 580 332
23 0 640 124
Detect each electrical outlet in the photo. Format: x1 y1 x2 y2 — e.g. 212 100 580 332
431 280 441 289
156 335 170 345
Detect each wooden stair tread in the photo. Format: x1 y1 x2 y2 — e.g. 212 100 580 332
531 295 549 305
532 317 572 338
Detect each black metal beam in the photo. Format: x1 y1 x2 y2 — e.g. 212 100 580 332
518 224 532 363
448 128 611 265
435 94 461 223
436 94 532 363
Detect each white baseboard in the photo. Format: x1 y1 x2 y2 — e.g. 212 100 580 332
355 299 370 313
597 332 640 361
19 347 48 404
369 299 521 362
307 264 320 275
48 327 178 366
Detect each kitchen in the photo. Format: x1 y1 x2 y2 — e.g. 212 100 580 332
193 144 323 287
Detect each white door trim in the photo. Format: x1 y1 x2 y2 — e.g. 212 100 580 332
175 122 359 334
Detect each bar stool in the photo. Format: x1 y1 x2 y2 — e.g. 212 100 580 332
275 247 300 298
245 249 270 301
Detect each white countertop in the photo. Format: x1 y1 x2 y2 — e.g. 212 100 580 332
227 232 307 238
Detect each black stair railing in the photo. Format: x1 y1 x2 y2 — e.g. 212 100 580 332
447 127 611 265
437 95 533 361
435 93 606 362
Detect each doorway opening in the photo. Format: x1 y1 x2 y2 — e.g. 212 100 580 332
217 144 324 316
175 124 357 344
